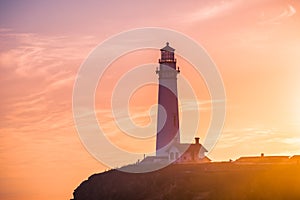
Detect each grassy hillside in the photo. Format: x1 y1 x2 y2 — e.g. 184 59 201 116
72 163 300 200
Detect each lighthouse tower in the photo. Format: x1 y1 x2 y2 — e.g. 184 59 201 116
156 42 180 156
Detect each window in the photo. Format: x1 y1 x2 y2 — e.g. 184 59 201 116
170 152 174 160
161 51 174 61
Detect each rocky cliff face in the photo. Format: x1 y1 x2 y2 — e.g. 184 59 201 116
72 163 300 200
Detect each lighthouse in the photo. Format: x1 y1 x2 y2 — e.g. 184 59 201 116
138 43 209 164
156 42 180 156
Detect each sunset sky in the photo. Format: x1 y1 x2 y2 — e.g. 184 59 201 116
1 0 300 199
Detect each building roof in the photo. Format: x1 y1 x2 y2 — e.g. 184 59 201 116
202 156 212 162
166 142 208 154
160 42 175 52
235 156 290 163
290 155 300 160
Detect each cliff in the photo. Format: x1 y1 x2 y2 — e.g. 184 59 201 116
72 162 300 200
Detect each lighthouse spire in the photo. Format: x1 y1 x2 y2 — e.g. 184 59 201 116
156 42 180 156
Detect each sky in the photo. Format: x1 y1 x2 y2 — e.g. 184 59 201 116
1 0 300 199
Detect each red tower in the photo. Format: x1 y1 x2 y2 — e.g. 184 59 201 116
156 42 180 156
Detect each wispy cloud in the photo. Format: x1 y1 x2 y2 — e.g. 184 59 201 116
0 30 97 77
0 30 105 199
259 4 296 25
183 0 241 22
0 30 99 135
283 137 300 145
180 99 225 112
213 127 300 157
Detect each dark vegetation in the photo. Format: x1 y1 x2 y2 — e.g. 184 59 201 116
72 163 300 200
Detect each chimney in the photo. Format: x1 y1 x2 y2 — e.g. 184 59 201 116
195 137 200 144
